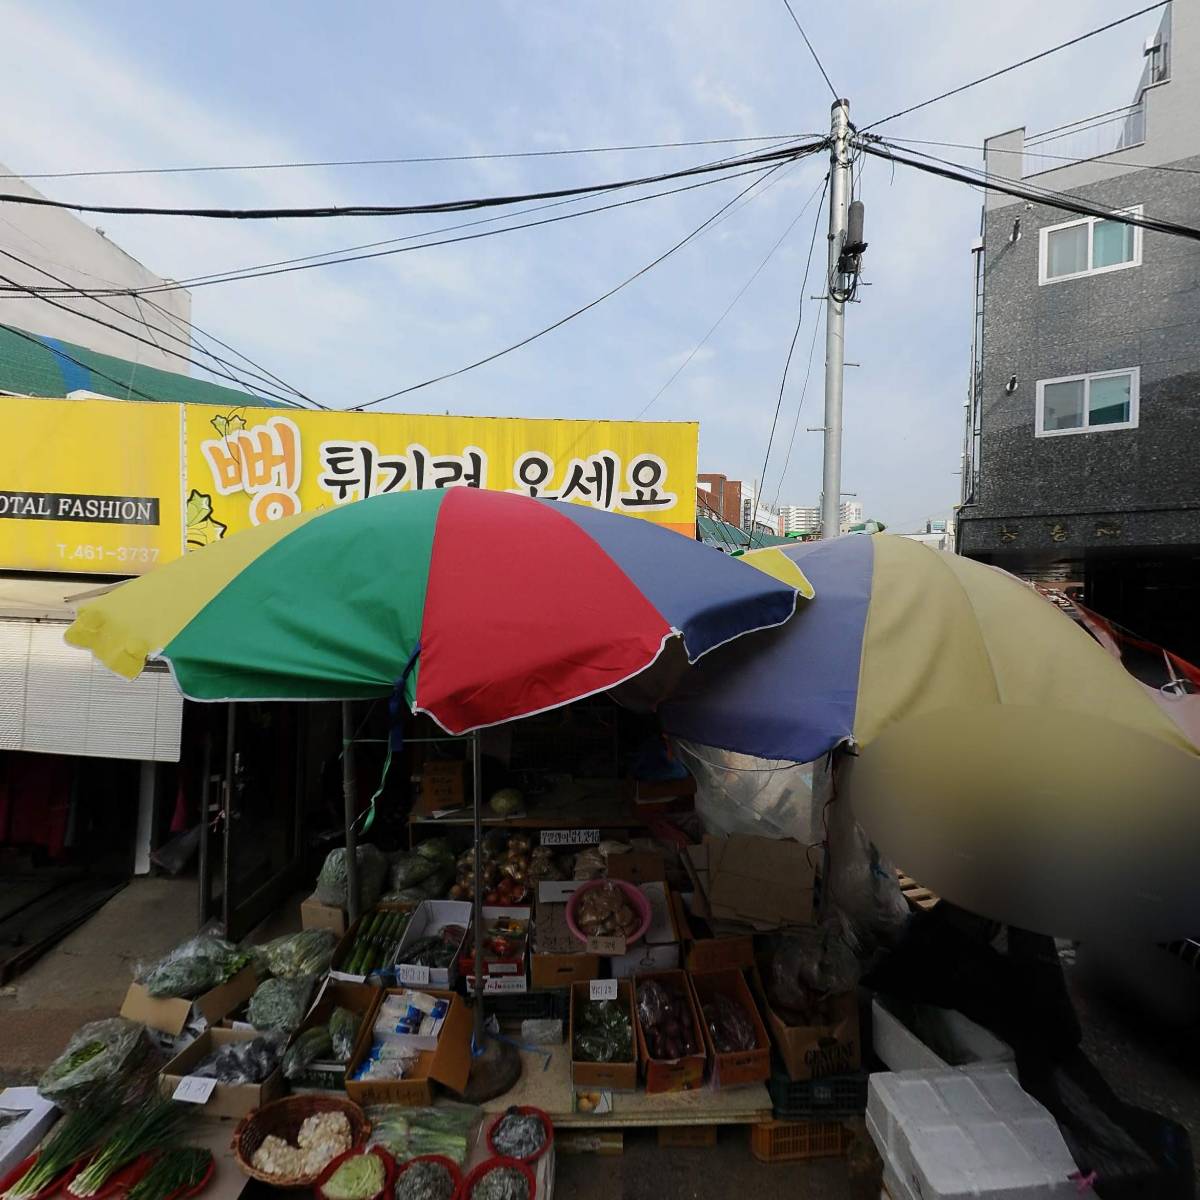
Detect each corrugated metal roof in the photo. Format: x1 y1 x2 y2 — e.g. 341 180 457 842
0 323 287 409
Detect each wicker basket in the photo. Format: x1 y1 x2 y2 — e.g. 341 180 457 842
231 1095 370 1188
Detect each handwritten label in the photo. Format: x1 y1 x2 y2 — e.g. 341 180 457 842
491 962 519 975
538 880 581 904
483 976 528 994
398 963 430 986
540 828 600 847
589 979 619 1001
586 935 626 955
172 1075 217 1105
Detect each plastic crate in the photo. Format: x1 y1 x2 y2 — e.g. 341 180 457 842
657 1125 718 1148
750 1120 849 1164
768 1067 868 1120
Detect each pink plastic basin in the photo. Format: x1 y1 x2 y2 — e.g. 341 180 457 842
565 879 652 948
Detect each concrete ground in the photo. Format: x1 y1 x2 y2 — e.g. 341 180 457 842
3 882 1198 1198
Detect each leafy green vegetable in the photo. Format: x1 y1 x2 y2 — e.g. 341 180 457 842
126 1149 211 1200
247 977 314 1034
320 1153 384 1200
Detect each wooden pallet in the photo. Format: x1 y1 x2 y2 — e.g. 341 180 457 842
897 872 940 911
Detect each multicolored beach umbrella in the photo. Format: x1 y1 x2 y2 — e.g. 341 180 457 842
661 533 1200 940
65 487 806 734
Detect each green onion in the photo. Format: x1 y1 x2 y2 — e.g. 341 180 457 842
126 1149 212 1200
3 1101 116 1200
68 1099 189 1199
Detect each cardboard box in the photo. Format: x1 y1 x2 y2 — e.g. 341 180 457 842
416 760 465 815
395 900 472 989
344 988 471 1106
689 969 770 1088
532 899 600 988
0 1088 58 1178
159 1027 284 1119
706 835 814 928
121 964 258 1040
633 969 707 1093
283 979 383 1089
607 852 666 886
301 893 347 936
459 906 531 977
329 903 416 984
755 976 860 1083
569 980 638 1091
611 882 682 979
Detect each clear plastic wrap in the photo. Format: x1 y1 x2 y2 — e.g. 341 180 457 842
365 1104 480 1165
329 1007 361 1062
701 993 756 1053
769 926 861 1015
247 976 316 1033
573 1000 633 1063
315 844 388 909
391 853 440 891
198 1033 286 1084
37 1017 161 1109
257 930 338 980
489 1112 545 1160
136 934 249 999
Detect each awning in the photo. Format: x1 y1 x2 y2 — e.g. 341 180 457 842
697 515 794 551
0 575 182 762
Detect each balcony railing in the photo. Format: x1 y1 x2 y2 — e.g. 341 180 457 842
1022 102 1144 178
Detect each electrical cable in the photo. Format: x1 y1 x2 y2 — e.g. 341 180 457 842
779 0 840 100
857 138 1200 243
862 1 1169 131
0 269 311 408
744 175 828 548
1 134 811 181
0 141 820 299
635 167 827 418
0 245 320 406
884 135 1200 180
0 320 160 403
347 153 824 410
0 141 820 221
771 301 825 511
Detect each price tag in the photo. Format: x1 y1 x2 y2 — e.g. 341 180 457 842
491 963 519 975
483 976 528 994
398 963 430 986
172 1075 217 1105
537 880 581 904
231 1020 254 1032
585 935 626 955
540 828 601 847
589 979 619 1001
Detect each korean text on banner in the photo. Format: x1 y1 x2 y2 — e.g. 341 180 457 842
0 396 183 574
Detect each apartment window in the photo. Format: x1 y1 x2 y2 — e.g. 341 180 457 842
1036 368 1139 436
1039 207 1141 284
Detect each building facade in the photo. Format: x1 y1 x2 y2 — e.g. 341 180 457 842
779 505 821 535
696 473 743 528
956 1 1200 659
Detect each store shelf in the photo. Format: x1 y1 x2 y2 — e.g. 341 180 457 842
410 786 639 830
479 1049 772 1129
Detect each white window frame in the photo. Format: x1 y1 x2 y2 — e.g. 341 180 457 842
1038 206 1142 285
1035 367 1140 437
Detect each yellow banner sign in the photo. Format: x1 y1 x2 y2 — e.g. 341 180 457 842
0 396 698 574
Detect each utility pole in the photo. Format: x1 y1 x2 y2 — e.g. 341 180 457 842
820 98 853 540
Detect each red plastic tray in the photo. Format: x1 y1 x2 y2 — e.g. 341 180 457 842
314 1146 395 1200
62 1153 154 1200
392 1155 462 1198
458 1156 536 1200
485 1107 554 1165
0 1152 73 1200
158 1152 216 1200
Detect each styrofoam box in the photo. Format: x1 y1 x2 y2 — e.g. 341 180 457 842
0 1088 59 1177
872 997 1015 1073
866 1066 1080 1200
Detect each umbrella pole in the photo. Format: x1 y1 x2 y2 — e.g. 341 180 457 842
471 729 485 1045
341 701 361 924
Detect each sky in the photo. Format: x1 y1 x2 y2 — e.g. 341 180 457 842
0 0 1167 530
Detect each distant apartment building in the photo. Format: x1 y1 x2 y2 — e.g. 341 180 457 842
779 505 821 534
956 1 1200 659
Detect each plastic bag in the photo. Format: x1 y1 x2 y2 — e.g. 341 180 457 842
702 994 756 1053
247 976 315 1033
635 980 670 1031
137 933 249 999
38 1017 161 1110
572 848 605 880
414 838 456 865
257 930 338 980
573 1000 633 1063
490 1111 546 1160
329 1007 362 1062
367 1104 480 1165
282 1027 333 1080
315 844 388 909
199 1033 286 1084
769 927 861 1018
391 853 439 891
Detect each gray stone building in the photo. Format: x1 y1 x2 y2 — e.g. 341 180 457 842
956 1 1200 659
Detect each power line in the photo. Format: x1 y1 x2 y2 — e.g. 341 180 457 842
0 142 818 300
779 0 840 101
635 168 826 419
349 155 815 411
0 135 810 181
863 1 1169 131
885 134 1200 180
772 300 825 511
0 245 319 405
858 138 1200 243
746 174 828 548
0 142 818 221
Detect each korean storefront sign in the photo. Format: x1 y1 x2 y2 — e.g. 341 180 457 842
0 396 698 574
